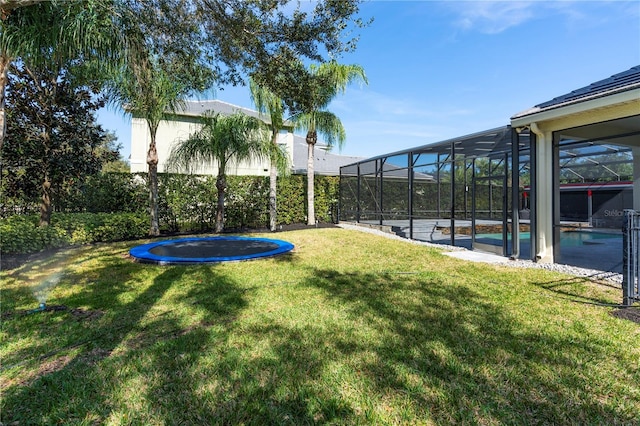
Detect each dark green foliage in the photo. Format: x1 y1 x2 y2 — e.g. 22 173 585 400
1 173 339 254
157 173 217 233
275 175 307 225
225 176 270 230
82 172 148 213
312 176 339 223
156 174 338 231
2 61 115 225
0 212 148 254
54 172 147 214
198 0 367 113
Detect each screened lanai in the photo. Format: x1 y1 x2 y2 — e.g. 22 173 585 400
339 126 533 258
340 66 640 273
340 118 638 271
510 65 640 272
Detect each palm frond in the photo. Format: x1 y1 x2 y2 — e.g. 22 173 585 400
291 60 366 151
314 111 346 150
1 0 124 70
166 111 277 176
291 112 313 133
249 77 286 130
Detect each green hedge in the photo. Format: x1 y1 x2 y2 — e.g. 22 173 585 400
1 174 339 255
157 174 338 232
0 212 148 254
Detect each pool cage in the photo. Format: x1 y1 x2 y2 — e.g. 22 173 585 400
339 126 534 258
340 124 635 262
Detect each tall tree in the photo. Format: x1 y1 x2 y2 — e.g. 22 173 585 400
2 62 112 225
106 62 191 236
106 0 214 236
0 0 368 151
167 112 287 233
249 78 290 231
0 0 121 153
196 0 368 113
0 0 368 155
291 61 367 225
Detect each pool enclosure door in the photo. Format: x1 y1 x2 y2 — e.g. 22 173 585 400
471 154 511 256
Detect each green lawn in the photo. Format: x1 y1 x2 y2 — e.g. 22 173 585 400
1 228 639 425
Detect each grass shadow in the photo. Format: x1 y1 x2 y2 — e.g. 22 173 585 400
532 274 623 306
1 260 204 423
300 266 637 424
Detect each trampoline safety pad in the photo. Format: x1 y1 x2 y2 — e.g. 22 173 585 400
129 236 294 265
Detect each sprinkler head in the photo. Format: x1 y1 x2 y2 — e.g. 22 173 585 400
39 302 46 311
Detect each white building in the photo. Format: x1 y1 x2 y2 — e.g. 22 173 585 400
130 100 363 176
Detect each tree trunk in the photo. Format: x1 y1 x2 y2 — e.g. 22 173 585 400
148 162 159 236
268 131 278 231
306 130 317 226
39 174 52 226
147 137 160 236
39 123 52 226
269 159 277 231
0 53 11 154
215 173 227 233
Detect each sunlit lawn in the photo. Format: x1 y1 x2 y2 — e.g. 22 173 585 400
1 228 639 425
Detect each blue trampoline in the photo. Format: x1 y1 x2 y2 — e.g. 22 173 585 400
129 236 294 265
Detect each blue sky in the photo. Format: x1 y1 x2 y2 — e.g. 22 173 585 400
97 0 640 161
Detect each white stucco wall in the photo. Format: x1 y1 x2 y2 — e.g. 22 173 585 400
130 117 294 176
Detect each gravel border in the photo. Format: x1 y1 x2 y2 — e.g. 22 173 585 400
337 223 623 286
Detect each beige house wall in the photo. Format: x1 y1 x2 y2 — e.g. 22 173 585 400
512 88 640 263
130 117 294 176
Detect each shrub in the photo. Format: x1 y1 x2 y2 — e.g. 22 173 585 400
225 176 269 230
276 175 306 224
158 173 217 233
0 215 41 253
1 173 340 254
0 212 148 254
83 172 148 213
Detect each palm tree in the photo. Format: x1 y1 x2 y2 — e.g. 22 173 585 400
106 61 189 236
291 61 367 225
249 77 291 231
167 111 287 233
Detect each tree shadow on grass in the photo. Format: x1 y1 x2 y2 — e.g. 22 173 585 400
133 267 355 424
3 250 339 424
298 267 638 424
138 322 356 424
531 274 624 306
97 265 638 424
3 257 638 424
1 246 139 369
1 259 213 423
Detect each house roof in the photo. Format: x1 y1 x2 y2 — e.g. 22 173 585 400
512 65 640 120
180 100 365 175
292 135 365 175
178 100 294 128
